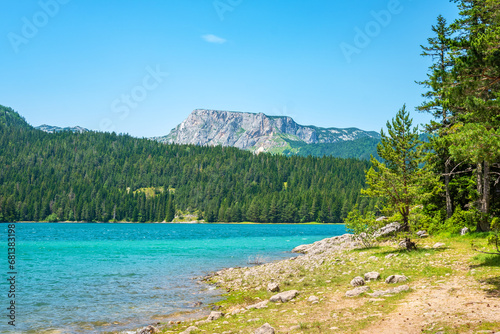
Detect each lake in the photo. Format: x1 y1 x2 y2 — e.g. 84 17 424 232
0 223 346 333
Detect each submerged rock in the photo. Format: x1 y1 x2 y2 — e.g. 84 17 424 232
136 325 159 334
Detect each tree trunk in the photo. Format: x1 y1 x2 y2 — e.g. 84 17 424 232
444 160 453 219
476 162 491 232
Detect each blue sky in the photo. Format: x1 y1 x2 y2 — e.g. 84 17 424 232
0 0 459 137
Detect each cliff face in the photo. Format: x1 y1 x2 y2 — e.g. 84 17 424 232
155 109 380 154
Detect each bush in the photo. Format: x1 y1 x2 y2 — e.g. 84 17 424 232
345 207 383 248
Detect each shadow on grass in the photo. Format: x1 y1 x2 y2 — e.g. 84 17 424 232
470 254 500 298
471 252 500 268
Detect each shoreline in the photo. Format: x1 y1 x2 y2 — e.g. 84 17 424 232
152 233 500 333
11 221 340 225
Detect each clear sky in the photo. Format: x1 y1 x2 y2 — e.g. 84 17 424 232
0 0 459 138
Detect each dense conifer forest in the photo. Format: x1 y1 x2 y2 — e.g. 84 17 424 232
0 105 374 223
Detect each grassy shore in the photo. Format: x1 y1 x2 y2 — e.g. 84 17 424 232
158 233 500 334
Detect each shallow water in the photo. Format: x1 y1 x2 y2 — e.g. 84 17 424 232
0 223 345 333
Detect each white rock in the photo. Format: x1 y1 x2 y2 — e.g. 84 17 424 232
385 275 408 284
433 242 446 249
207 311 224 321
350 276 365 287
345 286 370 297
246 300 269 310
253 323 275 334
307 295 319 303
270 290 299 303
180 326 199 334
364 272 380 281
267 282 280 292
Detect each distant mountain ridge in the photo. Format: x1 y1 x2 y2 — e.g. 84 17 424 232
36 124 89 134
154 109 381 159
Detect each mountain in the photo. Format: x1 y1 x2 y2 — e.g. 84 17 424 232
154 109 381 159
36 124 89 134
0 104 372 224
0 104 31 129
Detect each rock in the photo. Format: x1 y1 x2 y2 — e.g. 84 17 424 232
345 286 370 297
267 282 280 292
368 256 378 261
375 216 388 222
416 230 429 238
136 325 159 334
270 290 299 303
246 300 269 310
291 233 359 255
364 272 380 281
369 285 409 297
385 275 408 284
195 319 210 326
460 227 470 235
433 242 446 249
207 311 224 321
179 326 198 334
191 301 203 307
307 295 319 303
374 222 402 238
289 325 301 331
350 276 366 287
253 323 275 334
385 253 398 259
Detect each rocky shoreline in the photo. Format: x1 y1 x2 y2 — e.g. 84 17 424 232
133 230 500 333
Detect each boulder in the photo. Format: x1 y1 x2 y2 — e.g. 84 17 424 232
180 326 199 334
385 275 408 284
364 272 380 281
246 300 269 310
253 323 275 334
207 311 224 321
136 325 159 334
416 230 429 238
374 222 402 238
460 227 470 235
270 290 299 303
433 242 446 249
350 276 366 287
376 216 388 222
345 286 370 297
267 282 280 293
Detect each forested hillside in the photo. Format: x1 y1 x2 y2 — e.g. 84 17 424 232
0 105 374 223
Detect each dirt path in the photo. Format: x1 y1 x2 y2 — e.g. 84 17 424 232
361 275 500 333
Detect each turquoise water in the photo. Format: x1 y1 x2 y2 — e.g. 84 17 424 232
0 223 345 333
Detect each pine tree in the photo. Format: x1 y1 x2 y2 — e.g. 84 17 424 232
363 106 432 231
